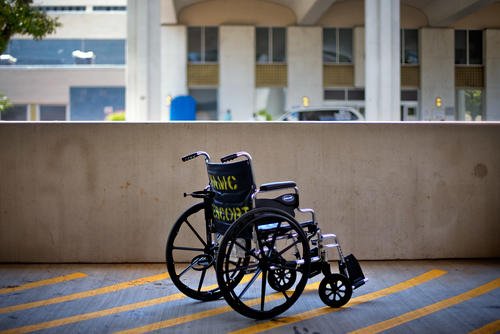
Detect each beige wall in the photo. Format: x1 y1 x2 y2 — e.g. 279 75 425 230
0 122 499 263
0 68 125 104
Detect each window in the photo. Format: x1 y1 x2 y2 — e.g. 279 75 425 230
457 89 483 121
3 39 125 65
323 28 353 63
401 29 418 64
35 6 86 12
455 30 483 65
401 90 418 101
70 87 125 121
256 27 286 63
92 6 126 11
40 105 66 121
1 105 27 121
189 89 218 120
188 27 218 63
324 88 364 101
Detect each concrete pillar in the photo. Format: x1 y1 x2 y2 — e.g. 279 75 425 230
126 0 162 121
219 26 255 121
365 0 400 121
287 27 322 109
161 26 188 121
354 26 365 88
485 29 500 121
420 28 455 121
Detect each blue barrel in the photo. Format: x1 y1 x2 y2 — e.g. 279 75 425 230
170 95 196 121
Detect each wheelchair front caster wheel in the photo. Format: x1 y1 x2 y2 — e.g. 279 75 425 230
319 273 352 308
268 267 297 292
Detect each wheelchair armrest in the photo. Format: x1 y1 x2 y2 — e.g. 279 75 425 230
259 181 297 192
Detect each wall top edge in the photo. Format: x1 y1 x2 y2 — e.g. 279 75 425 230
1 121 500 126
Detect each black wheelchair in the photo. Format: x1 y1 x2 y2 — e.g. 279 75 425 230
166 151 366 319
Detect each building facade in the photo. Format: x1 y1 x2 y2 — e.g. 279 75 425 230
0 0 126 121
1 0 500 121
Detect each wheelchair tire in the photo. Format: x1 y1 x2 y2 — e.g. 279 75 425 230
216 208 311 319
318 273 352 308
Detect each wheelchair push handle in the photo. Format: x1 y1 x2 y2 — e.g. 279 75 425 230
181 151 211 162
221 151 252 163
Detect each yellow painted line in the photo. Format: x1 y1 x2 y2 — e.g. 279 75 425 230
470 320 500 334
229 269 448 334
0 273 87 295
349 278 500 334
0 272 169 315
0 274 249 334
116 282 322 334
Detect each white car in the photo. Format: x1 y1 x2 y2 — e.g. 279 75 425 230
279 106 364 121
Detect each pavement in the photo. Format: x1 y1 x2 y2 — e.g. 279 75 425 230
0 260 499 334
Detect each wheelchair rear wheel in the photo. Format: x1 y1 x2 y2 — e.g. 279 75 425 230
216 208 311 319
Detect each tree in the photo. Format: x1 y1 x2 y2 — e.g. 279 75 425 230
0 0 60 54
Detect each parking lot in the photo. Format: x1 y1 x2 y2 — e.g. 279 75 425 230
0 260 498 334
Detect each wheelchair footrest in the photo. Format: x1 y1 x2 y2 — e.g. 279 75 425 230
342 254 366 290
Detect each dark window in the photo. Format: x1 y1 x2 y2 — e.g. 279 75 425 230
40 105 66 121
256 27 286 63
455 30 482 65
401 29 418 64
455 30 467 64
204 27 218 62
188 27 218 63
35 6 86 12
324 89 345 100
401 90 418 101
92 6 126 11
338 29 353 63
70 87 125 121
468 30 483 65
347 89 364 101
1 105 27 120
323 28 353 63
323 28 336 62
256 28 269 62
188 27 202 62
272 28 286 62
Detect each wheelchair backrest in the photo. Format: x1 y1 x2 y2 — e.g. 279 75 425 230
206 159 255 233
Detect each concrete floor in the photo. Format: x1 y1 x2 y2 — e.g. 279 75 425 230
0 260 498 334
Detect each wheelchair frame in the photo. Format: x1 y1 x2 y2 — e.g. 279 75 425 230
166 150 366 319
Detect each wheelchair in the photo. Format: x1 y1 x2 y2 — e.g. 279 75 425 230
166 151 366 319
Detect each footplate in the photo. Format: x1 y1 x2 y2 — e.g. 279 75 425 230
340 254 367 290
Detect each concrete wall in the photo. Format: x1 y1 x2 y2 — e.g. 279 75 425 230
0 122 499 263
161 25 188 121
485 29 500 121
220 26 255 121
420 28 455 121
287 27 322 109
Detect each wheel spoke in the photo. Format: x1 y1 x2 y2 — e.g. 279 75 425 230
184 219 207 247
237 268 262 299
178 258 198 278
172 246 205 252
232 239 259 261
197 269 207 292
260 269 268 311
280 288 291 300
277 238 302 257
